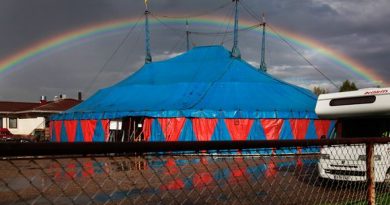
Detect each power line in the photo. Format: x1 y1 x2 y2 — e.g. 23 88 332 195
220 3 235 45
239 0 262 22
268 25 339 89
190 24 260 36
240 0 339 89
84 14 143 95
153 2 231 19
118 26 143 73
150 13 184 33
169 33 186 54
152 11 260 36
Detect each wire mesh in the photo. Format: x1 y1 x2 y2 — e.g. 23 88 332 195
1 142 390 204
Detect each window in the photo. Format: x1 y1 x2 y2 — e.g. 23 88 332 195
329 96 376 106
9 118 17 129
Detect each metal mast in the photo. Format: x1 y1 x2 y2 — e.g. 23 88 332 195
260 13 267 72
186 20 190 51
144 1 152 64
231 0 241 58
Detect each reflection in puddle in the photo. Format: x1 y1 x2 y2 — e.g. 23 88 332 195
1 155 319 204
111 159 147 172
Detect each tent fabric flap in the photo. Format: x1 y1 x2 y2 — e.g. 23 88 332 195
101 120 110 142
314 120 335 139
260 119 283 141
93 120 106 142
289 119 310 140
211 118 231 141
158 118 186 142
178 118 197 141
64 120 77 142
143 118 153 141
192 118 218 141
51 120 110 142
54 121 63 142
225 119 254 141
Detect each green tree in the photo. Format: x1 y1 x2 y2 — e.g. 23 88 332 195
313 86 328 96
339 80 358 92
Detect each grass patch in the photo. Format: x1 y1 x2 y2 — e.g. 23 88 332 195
325 193 390 205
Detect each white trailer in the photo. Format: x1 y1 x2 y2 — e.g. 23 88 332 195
316 87 390 118
315 87 390 182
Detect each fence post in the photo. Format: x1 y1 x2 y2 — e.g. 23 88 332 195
366 142 375 205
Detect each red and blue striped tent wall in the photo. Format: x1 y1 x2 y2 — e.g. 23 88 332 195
51 118 335 143
51 119 110 142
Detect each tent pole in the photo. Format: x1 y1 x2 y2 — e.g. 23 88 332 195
260 13 267 72
144 1 152 63
186 19 190 51
231 0 241 58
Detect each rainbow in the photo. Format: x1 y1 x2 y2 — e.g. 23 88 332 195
0 15 387 86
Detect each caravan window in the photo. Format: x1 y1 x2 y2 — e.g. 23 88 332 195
329 96 376 106
335 117 390 138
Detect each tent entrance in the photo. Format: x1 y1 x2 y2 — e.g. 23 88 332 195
127 116 145 142
109 117 146 142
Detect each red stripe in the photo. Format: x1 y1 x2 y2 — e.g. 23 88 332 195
101 120 110 142
143 118 153 141
64 120 77 142
80 120 97 142
260 119 283 140
54 121 62 142
314 120 332 139
192 118 218 141
158 118 186 142
290 119 310 140
225 119 254 141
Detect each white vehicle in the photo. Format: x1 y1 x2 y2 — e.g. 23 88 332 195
315 87 390 182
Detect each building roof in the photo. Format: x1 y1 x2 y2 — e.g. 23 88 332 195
0 99 82 117
32 99 82 112
0 101 40 113
53 45 318 120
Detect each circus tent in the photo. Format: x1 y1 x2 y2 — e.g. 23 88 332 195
50 45 335 143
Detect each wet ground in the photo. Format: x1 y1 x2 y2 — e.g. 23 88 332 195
0 154 389 204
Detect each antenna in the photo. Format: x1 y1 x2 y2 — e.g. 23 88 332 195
186 19 190 51
144 0 152 63
231 0 241 58
260 13 267 72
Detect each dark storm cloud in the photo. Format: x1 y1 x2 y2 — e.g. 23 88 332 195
0 0 389 101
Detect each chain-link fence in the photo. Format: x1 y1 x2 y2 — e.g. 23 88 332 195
1 139 390 204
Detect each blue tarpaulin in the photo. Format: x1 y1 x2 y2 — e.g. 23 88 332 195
52 45 317 120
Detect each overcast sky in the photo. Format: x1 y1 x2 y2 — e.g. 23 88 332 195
0 0 389 102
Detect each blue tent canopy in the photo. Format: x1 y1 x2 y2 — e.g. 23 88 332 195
52 45 317 120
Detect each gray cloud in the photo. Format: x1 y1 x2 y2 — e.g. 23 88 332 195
0 0 388 101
